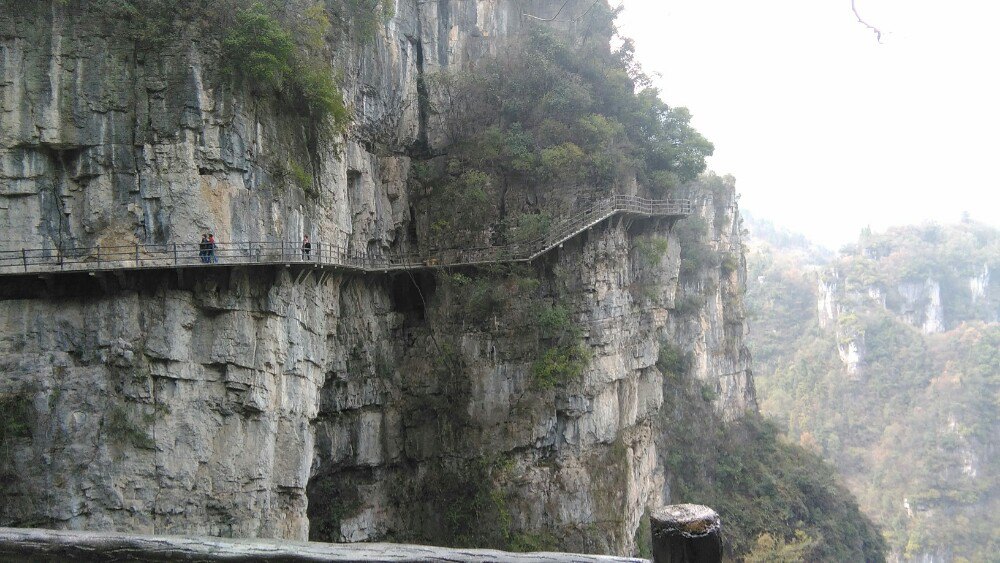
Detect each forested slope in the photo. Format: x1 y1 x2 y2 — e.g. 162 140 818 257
747 218 999 562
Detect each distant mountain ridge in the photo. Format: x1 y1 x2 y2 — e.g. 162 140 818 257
745 216 999 562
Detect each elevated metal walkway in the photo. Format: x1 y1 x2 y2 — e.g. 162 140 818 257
0 195 690 278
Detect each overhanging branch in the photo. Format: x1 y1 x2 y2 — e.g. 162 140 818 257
851 0 884 43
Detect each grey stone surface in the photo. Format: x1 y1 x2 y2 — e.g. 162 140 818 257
0 526 647 562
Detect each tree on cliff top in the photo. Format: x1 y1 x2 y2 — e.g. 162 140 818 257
222 3 296 92
413 12 713 247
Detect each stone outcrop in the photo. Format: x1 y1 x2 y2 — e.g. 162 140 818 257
897 278 944 334
0 0 755 556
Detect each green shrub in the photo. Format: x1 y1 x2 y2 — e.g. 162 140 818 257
660 399 887 561
334 0 395 42
288 161 314 193
511 213 552 244
423 169 494 247
441 267 540 325
464 278 505 320
634 510 653 559
290 61 350 124
531 343 590 389
105 404 156 449
720 252 740 275
675 217 717 277
221 2 350 126
573 114 625 149
700 383 718 403
540 80 594 117
223 3 297 92
470 125 538 175
528 300 590 390
539 142 586 184
0 393 34 444
635 236 670 268
744 530 819 562
535 304 573 340
84 0 222 48
646 170 680 197
656 341 688 378
509 531 560 553
673 293 705 316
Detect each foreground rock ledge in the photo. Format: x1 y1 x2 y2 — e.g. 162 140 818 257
650 505 722 563
0 527 645 563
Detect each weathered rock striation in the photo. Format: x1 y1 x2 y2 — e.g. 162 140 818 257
0 0 754 556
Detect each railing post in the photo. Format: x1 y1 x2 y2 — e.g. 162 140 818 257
21 248 27 272
651 505 722 563
135 243 140 267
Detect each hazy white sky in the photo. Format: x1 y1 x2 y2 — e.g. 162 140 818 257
616 0 1000 248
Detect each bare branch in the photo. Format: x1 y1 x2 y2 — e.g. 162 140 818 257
574 0 604 23
522 0 603 23
522 0 572 22
852 0 884 43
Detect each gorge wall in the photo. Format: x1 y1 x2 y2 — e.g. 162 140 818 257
0 0 754 556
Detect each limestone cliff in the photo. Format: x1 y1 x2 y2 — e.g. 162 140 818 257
0 0 754 556
815 225 999 374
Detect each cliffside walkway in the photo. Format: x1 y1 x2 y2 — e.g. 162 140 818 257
0 195 690 278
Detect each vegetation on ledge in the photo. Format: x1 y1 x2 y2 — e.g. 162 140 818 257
73 0 358 127
411 7 713 247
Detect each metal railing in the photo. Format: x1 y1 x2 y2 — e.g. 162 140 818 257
0 195 690 277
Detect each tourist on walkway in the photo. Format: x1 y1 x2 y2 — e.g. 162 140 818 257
199 234 210 263
208 234 217 263
302 235 312 260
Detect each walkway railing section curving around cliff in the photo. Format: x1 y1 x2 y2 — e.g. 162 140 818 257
0 195 690 277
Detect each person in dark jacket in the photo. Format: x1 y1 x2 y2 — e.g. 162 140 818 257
199 234 210 263
302 235 312 260
208 233 217 263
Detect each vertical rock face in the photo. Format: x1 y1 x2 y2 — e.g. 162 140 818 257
0 0 754 554
969 264 990 304
666 179 755 419
0 270 329 538
817 276 839 329
897 278 944 334
836 338 863 377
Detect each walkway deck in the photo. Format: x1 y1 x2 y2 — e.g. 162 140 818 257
0 195 690 278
